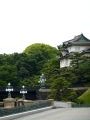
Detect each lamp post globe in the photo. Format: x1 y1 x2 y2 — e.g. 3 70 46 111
5 83 13 98
20 85 27 100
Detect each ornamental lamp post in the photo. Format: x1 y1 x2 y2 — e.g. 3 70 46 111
38 73 49 100
38 73 46 88
5 83 13 98
20 85 27 100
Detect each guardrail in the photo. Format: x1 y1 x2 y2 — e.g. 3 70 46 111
0 100 52 117
53 101 72 108
53 101 90 108
72 103 90 107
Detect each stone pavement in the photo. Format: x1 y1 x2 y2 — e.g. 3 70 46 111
14 108 90 120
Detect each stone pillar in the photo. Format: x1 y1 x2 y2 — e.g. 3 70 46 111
48 99 54 106
3 98 15 108
17 99 24 106
39 88 51 100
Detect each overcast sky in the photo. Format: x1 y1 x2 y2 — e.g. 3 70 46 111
0 0 90 54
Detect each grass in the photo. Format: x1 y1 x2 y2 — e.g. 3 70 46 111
78 88 90 104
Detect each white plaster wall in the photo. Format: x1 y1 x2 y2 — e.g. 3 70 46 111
61 51 67 56
60 59 71 68
67 46 90 53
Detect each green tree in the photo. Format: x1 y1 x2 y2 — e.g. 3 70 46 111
70 53 90 86
0 64 18 86
24 43 58 74
49 77 72 101
24 43 58 58
41 58 60 87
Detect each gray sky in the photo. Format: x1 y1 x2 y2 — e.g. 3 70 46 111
0 0 90 54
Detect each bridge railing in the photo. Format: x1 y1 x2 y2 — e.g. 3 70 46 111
0 100 52 117
72 103 90 107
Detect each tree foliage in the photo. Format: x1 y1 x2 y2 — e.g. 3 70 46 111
24 43 58 58
70 53 90 86
0 44 58 87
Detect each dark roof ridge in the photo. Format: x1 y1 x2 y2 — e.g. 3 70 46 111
63 34 90 44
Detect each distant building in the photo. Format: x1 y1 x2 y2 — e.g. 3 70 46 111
60 34 90 68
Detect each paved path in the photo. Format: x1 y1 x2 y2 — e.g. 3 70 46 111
14 108 90 120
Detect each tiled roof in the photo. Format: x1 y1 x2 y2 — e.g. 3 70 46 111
63 34 90 45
